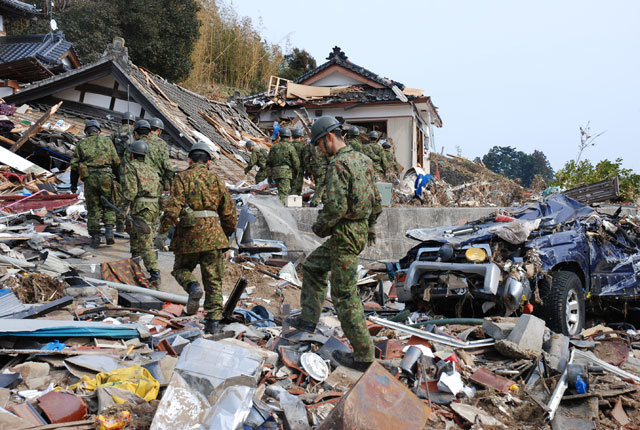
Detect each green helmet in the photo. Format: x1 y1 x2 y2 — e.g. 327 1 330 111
348 126 360 137
369 130 380 140
122 112 135 123
245 139 256 148
279 127 292 138
129 140 148 156
84 119 101 133
292 128 304 138
189 141 213 159
310 116 341 144
134 120 151 133
149 118 164 130
381 140 391 149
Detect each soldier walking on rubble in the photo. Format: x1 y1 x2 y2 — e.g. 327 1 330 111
266 127 300 204
345 126 363 153
286 116 382 371
302 135 329 207
244 139 269 184
381 139 400 180
112 112 135 233
362 130 388 178
159 142 237 334
290 128 306 195
121 140 162 288
146 118 175 191
70 120 120 248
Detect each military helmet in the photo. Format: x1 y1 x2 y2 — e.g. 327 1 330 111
348 126 360 137
369 130 380 140
84 119 101 132
134 119 151 132
310 116 341 144
279 127 292 138
292 128 304 138
245 139 256 148
381 140 391 149
189 141 213 159
122 112 135 123
129 140 148 156
149 118 164 130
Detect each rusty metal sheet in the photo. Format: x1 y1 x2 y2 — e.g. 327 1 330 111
317 362 431 430
470 367 515 392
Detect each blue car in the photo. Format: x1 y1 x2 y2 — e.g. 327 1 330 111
393 195 640 335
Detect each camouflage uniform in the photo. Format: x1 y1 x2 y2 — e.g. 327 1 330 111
159 163 237 321
70 133 120 235
383 148 400 180
121 159 161 272
143 135 174 191
290 139 306 195
266 139 300 204
112 124 134 228
302 143 329 206
245 146 269 183
345 137 363 153
300 146 382 362
362 141 388 178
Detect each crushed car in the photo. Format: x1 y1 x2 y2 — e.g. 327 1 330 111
392 194 640 335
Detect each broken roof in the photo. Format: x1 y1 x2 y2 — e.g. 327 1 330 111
0 0 40 17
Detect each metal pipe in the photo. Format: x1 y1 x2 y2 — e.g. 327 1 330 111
573 349 640 383
83 277 189 305
546 349 574 421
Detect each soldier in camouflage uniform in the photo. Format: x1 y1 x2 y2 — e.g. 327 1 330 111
290 128 306 195
381 139 400 180
70 120 120 248
121 140 162 287
144 118 175 191
287 116 382 371
112 112 135 233
159 142 237 334
266 127 300 204
345 126 363 153
302 139 329 207
362 130 388 178
244 140 269 183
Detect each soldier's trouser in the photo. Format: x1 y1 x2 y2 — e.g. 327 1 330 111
311 171 327 206
84 172 117 235
172 250 224 320
291 171 303 196
116 164 127 227
255 169 268 184
300 220 374 362
129 207 159 272
274 177 291 204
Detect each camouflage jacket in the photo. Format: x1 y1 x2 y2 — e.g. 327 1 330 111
346 137 363 153
302 143 329 175
159 163 237 254
70 133 120 179
121 159 161 214
362 142 388 174
292 140 306 174
383 149 399 174
245 146 268 174
143 135 175 189
313 146 382 237
267 139 300 179
111 124 134 157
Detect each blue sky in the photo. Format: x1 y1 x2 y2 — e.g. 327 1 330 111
231 0 639 173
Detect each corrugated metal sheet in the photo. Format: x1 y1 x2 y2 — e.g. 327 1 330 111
0 291 27 318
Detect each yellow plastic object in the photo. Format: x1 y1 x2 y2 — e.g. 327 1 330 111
70 365 159 402
465 247 487 263
97 410 130 430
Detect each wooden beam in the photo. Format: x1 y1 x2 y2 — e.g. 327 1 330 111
198 111 246 168
0 134 16 147
10 101 63 152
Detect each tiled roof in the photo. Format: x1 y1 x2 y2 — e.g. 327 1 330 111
0 0 40 16
0 33 73 66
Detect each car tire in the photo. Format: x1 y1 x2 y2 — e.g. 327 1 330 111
538 271 585 336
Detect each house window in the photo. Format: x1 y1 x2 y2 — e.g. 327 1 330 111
347 120 387 137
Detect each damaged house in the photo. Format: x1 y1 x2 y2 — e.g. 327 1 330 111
1 38 266 183
245 46 442 174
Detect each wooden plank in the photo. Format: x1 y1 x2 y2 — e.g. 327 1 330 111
24 419 95 429
287 82 330 99
10 101 63 152
140 68 179 107
198 111 247 168
0 134 16 146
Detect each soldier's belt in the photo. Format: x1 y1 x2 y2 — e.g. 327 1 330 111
87 166 112 172
192 210 219 218
135 197 160 203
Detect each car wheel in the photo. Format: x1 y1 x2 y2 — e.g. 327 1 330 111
538 271 585 336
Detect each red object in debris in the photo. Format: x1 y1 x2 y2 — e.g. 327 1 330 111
367 321 384 336
388 283 398 299
162 303 184 317
37 391 88 423
0 193 79 213
8 402 47 426
494 215 516 222
522 304 534 314
156 339 178 357
444 352 458 364
470 367 515 393
407 335 434 350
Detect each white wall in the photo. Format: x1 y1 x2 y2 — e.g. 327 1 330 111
311 72 363 87
387 116 413 172
55 88 82 102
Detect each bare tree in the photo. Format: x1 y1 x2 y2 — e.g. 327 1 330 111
576 121 606 163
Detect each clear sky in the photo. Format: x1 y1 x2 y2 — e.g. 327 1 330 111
231 0 639 173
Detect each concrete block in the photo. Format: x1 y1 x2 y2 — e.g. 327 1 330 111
546 333 570 373
482 317 518 340
285 195 302 207
507 314 545 353
323 365 363 392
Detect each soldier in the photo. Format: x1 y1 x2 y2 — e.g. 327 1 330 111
70 120 120 248
244 140 269 183
266 127 300 204
362 130 388 178
112 112 135 233
381 140 400 180
345 126 363 152
159 142 237 334
302 138 329 207
286 116 382 371
146 118 175 191
290 128 306 195
121 140 162 287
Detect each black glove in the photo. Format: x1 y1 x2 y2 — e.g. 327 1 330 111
367 230 376 246
70 170 79 193
113 168 121 183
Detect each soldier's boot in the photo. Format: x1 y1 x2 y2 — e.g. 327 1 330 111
90 235 101 248
115 221 125 233
185 281 204 315
332 350 373 372
149 270 161 289
204 319 221 335
104 225 115 245
284 316 316 333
